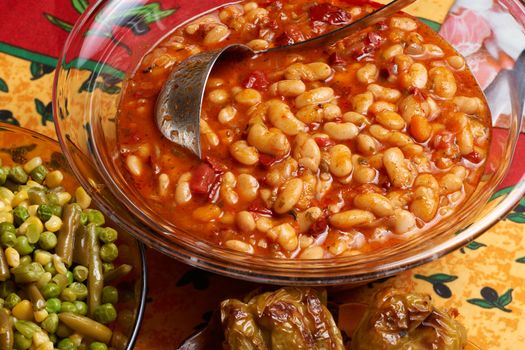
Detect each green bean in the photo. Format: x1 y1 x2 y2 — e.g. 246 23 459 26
12 206 29 227
0 307 13 350
28 188 47 205
100 243 118 263
0 281 15 299
52 274 68 291
0 247 10 281
55 322 73 338
12 262 44 283
101 286 118 305
87 224 103 317
8 166 28 184
73 266 88 282
13 332 31 350
29 165 48 184
58 312 112 343
103 264 132 284
0 167 7 186
56 204 81 267
26 283 45 310
39 231 57 250
14 320 40 339
41 313 59 334
73 225 89 267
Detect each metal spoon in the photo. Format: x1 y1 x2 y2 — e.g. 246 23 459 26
156 0 416 158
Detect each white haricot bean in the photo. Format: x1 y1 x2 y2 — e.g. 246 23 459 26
375 111 406 130
453 96 483 115
267 223 298 251
387 131 413 147
247 123 290 157
351 92 374 115
353 164 377 184
229 140 259 165
295 87 334 108
398 95 430 123
125 155 143 177
284 62 332 81
245 7 269 23
299 246 324 259
414 173 439 191
342 111 369 127
175 172 192 205
246 39 269 51
354 193 394 217
329 144 353 178
330 209 375 229
391 209 417 234
439 173 463 195
401 63 428 90
383 147 415 188
410 186 438 222
266 100 306 135
237 174 259 201
218 105 237 124
367 84 401 102
324 122 358 141
158 173 170 196
368 124 390 142
220 185 239 206
296 174 316 210
356 63 378 84
235 88 262 106
457 125 474 155
395 54 415 71
293 133 321 172
274 178 303 214
193 204 222 222
266 158 298 187
390 16 417 31
296 105 323 124
370 101 398 115
236 211 256 232
382 44 404 60
322 103 342 120
203 25 231 46
429 66 457 99
423 44 445 58
208 88 230 104
447 55 465 70
225 240 254 254
200 119 219 147
256 217 273 232
269 80 306 97
297 207 323 233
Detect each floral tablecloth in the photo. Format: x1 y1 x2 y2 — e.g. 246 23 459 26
0 0 524 348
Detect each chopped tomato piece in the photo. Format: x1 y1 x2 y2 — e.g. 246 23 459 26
243 70 270 90
328 52 346 66
189 163 216 194
309 214 329 237
310 3 351 26
248 199 273 216
314 137 336 149
205 156 227 173
276 25 306 46
465 150 483 163
259 154 278 168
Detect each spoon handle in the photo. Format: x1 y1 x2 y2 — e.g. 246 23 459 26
267 0 417 52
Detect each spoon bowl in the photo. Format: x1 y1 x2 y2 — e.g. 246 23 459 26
155 0 416 158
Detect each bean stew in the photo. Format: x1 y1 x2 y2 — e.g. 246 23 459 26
117 0 491 259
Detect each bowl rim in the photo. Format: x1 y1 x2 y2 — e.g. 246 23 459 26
0 122 148 349
53 0 525 285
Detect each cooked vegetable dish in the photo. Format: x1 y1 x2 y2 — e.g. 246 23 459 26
0 157 132 350
117 0 491 258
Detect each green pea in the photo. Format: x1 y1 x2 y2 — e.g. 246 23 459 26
58 338 77 350
45 298 61 313
14 320 40 339
61 301 78 314
80 212 88 225
73 265 88 282
50 204 63 218
30 165 48 184
39 231 57 250
12 262 44 283
37 204 54 222
42 283 61 299
100 243 118 263
0 222 16 236
14 235 34 255
0 166 7 185
87 209 105 226
12 206 29 227
0 230 17 248
5 292 21 309
56 322 73 338
26 223 41 244
46 192 59 206
61 288 77 302
13 332 32 350
27 187 48 205
8 166 28 184
0 280 15 298
102 263 114 274
90 342 108 350
99 227 118 243
74 301 88 316
93 303 117 324
68 282 88 300
49 333 57 344
101 286 118 305
19 255 32 266
41 313 59 333
66 271 74 285
44 261 56 275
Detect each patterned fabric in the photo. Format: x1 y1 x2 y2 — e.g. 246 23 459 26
0 1 524 348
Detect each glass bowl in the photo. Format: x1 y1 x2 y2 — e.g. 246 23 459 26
53 0 525 286
0 123 147 349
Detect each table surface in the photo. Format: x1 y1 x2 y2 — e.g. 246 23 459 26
0 0 525 349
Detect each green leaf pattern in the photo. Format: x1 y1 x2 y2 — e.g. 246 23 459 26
0 78 7 93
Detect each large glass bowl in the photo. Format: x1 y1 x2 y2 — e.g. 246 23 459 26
53 0 525 285
0 123 147 348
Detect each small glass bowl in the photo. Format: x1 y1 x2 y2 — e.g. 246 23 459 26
0 123 147 348
53 0 525 285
